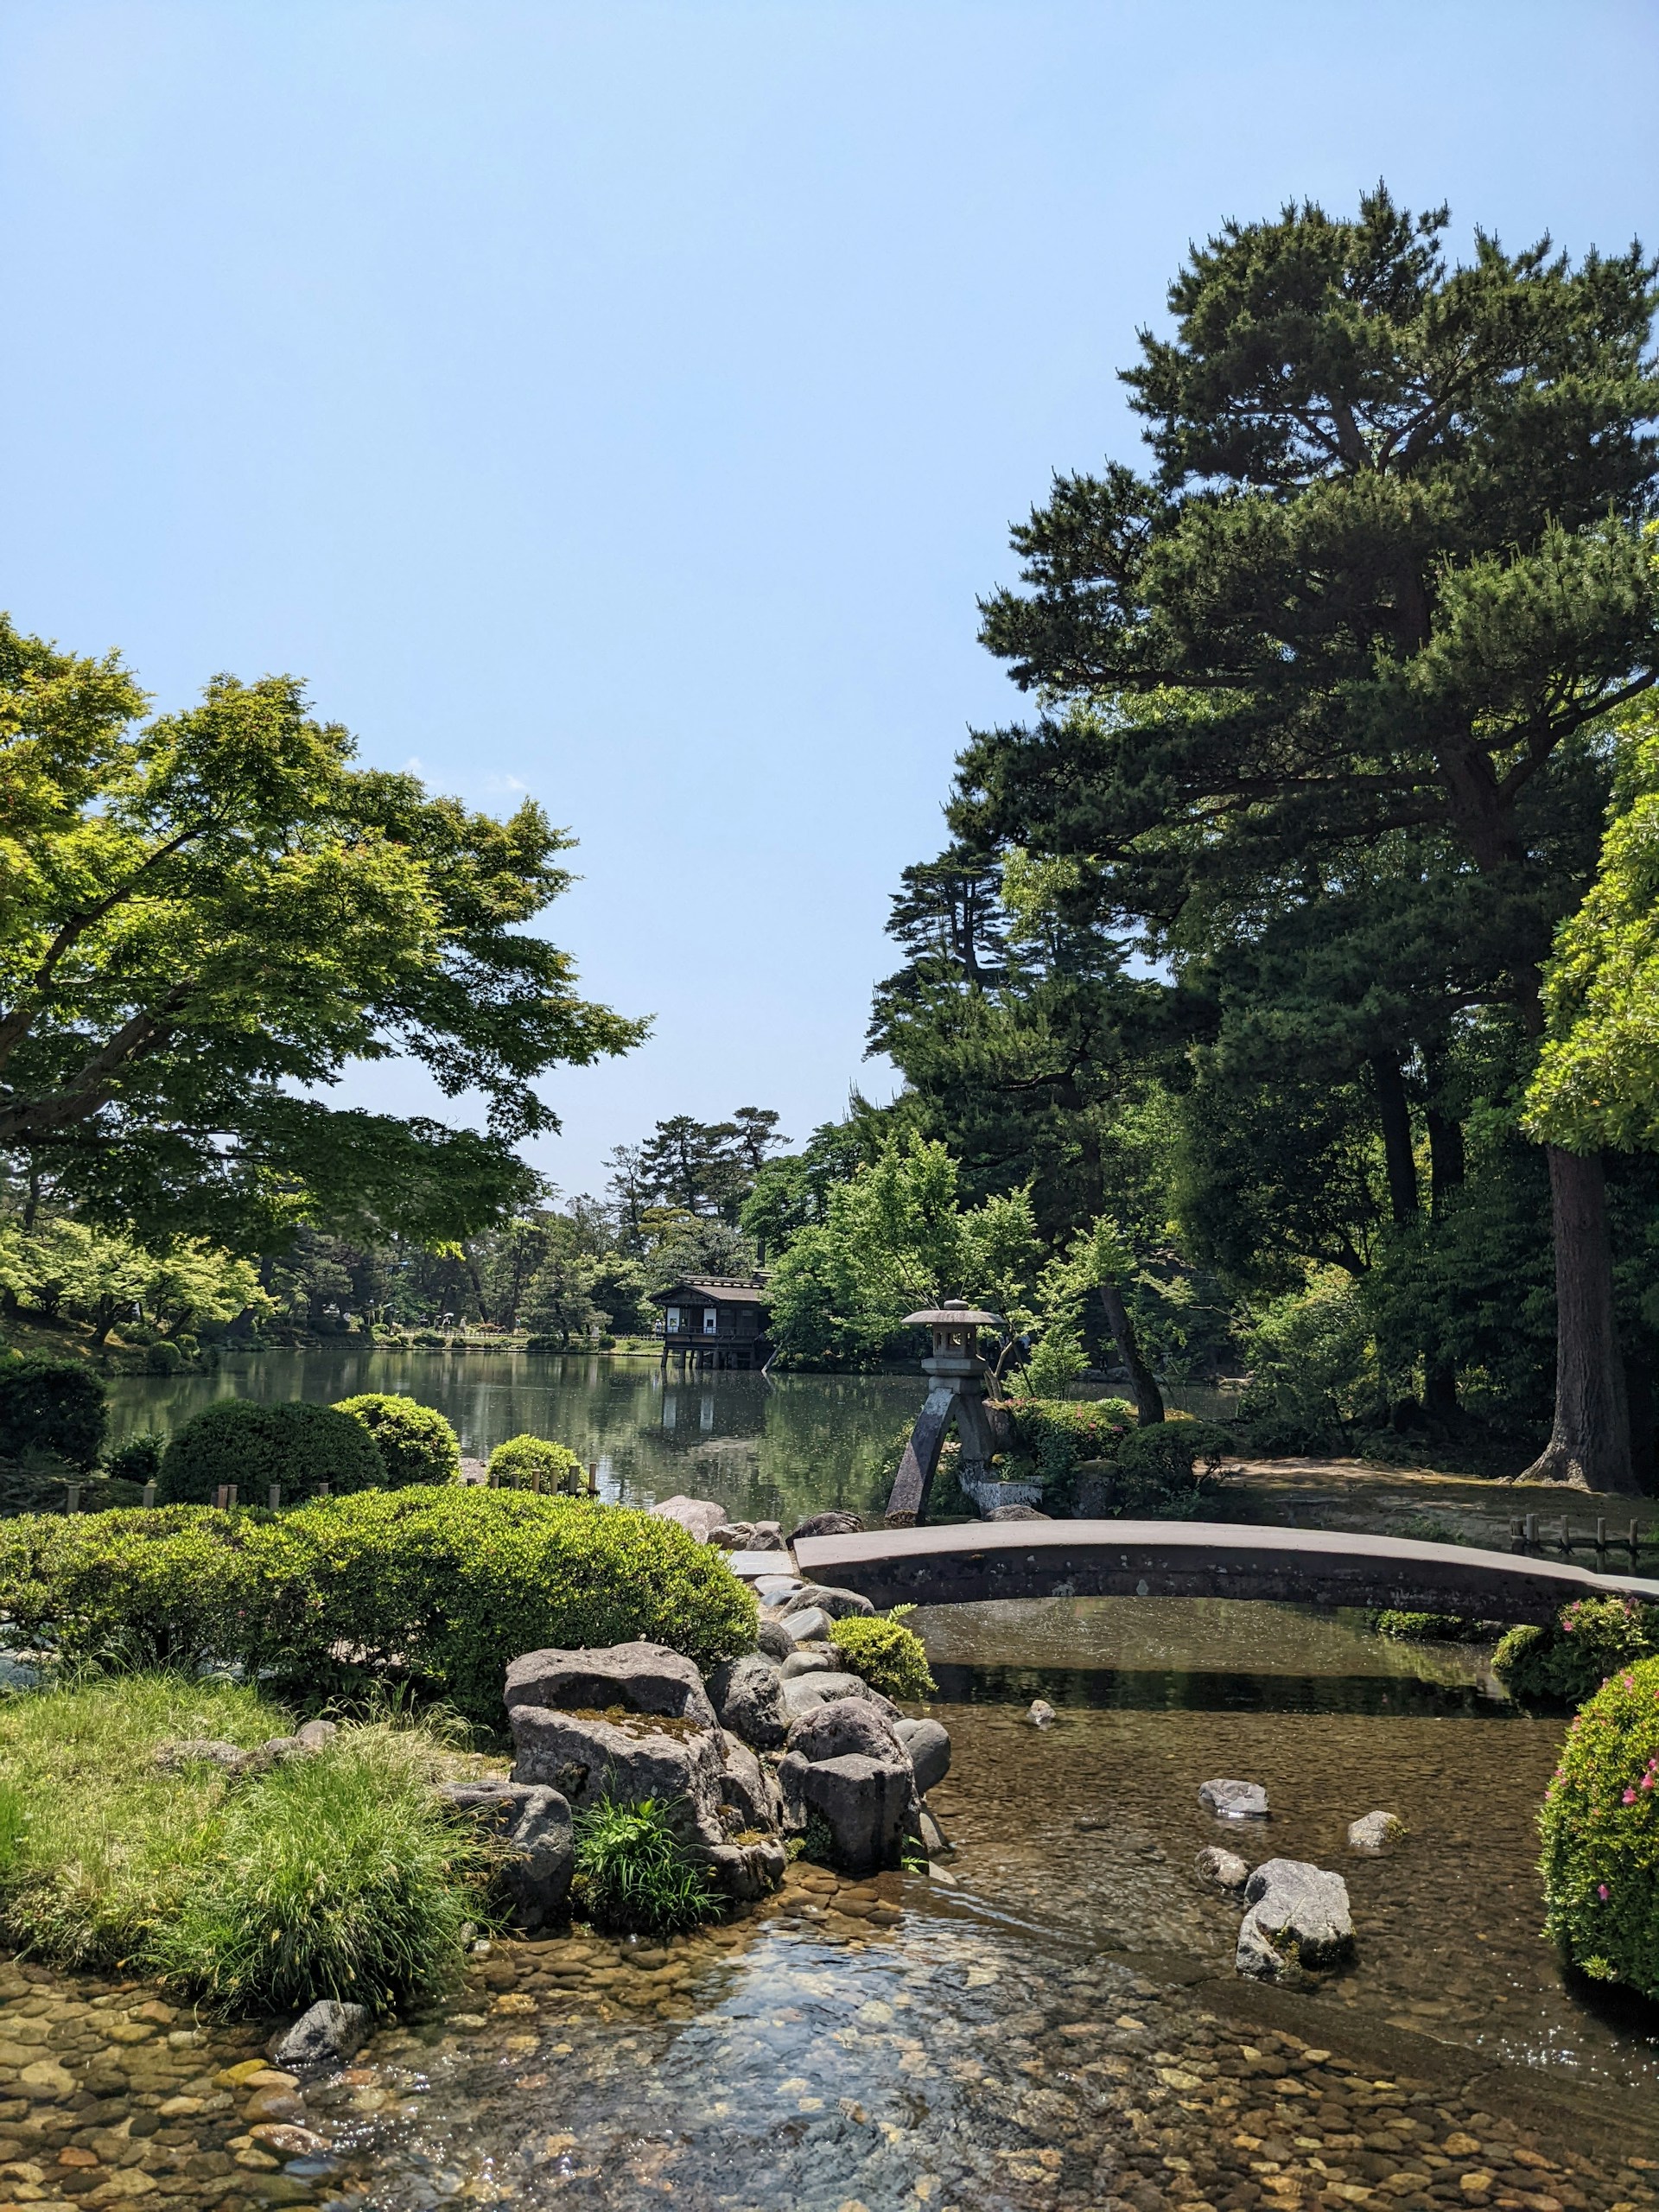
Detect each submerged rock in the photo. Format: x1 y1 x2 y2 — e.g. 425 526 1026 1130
893 1716 951 1796
1236 1857 1354 1983
707 1653 788 1749
1027 1700 1057 1727
268 1999 372 2073
1195 1845 1250 1891
1200 1777 1268 1819
504 1641 717 1730
1347 1809 1407 1853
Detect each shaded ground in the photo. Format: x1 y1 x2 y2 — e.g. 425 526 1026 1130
1216 1456 1659 1556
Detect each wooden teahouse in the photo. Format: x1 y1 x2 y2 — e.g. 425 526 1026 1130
652 1276 772 1370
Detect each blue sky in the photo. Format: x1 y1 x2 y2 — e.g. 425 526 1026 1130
3 2 1656 1199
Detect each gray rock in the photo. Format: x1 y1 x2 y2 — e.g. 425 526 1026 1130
780 1648 838 1678
509 1705 728 1846
1195 1845 1250 1891
782 1672 899 1722
710 1521 787 1553
783 1607 831 1644
893 1717 951 1796
503 1641 717 1730
753 1575 803 1604
716 1732 784 1833
697 1836 787 1901
918 1805 950 1854
154 1738 246 1773
1200 1777 1268 1820
780 1583 875 1622
790 1510 865 1541
707 1653 788 1749
268 1999 372 2073
1347 1809 1406 1853
982 1504 1052 1521
1027 1700 1056 1727
1236 1858 1355 1983
440 1781 575 1929
249 1735 309 1769
648 1494 732 1544
295 1719 339 1750
756 1618 794 1662
786 1694 906 1765
785 1751 913 1873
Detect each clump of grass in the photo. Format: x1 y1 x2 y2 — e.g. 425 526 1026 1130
572 1796 716 1935
0 1673 284 1966
153 1726 498 2013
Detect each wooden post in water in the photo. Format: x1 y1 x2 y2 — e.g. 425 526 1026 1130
587 1460 599 1497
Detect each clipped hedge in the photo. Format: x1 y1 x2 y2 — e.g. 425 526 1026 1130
487 1434 584 1491
0 1357 107 1471
332 1395 461 1488
158 1399 383 1504
1495 1597 1659 1703
830 1611 936 1700
1539 1655 1659 1998
0 1488 759 1725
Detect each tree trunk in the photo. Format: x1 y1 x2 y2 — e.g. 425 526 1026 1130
1097 1281 1164 1425
1370 1053 1419 1224
1520 1147 1636 1492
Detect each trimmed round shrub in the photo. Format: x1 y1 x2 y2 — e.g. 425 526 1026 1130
1495 1596 1659 1703
157 1399 382 1504
830 1611 936 1700
1371 1610 1484 1643
487 1433 583 1491
332 1395 461 1488
0 1356 107 1470
1539 1654 1659 1997
0 1488 759 1725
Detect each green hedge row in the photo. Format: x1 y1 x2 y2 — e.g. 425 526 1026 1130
0 1488 759 1726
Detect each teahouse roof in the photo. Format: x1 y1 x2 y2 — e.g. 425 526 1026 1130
902 1300 1002 1329
650 1276 771 1308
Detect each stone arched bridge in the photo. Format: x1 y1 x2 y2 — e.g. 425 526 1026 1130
791 1519 1659 1624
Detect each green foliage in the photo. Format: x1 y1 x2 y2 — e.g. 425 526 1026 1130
104 1432 164 1486
0 616 644 1249
0 1490 759 1726
0 1218 269 1345
572 1796 718 1935
0 1355 107 1469
487 1433 583 1491
1371 1611 1484 1643
1495 1597 1659 1702
1527 697 1659 1154
1002 1395 1136 1508
1114 1417 1232 1492
1236 1272 1384 1450
155 1724 493 2012
157 1398 382 1503
1538 1655 1659 1998
333 1394 461 1488
829 1612 936 1700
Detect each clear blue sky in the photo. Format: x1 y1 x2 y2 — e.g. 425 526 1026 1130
3 2 1656 1199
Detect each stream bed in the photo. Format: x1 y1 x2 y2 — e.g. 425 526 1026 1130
3 1601 1656 2212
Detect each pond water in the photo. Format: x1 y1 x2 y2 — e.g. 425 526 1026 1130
5 1603 1658 2212
67 1358 1659 2205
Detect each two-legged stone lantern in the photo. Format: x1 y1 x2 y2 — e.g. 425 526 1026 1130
884 1300 1002 1527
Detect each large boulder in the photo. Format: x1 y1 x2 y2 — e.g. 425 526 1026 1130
509 1705 728 1846
786 1754 913 1874
648 1495 731 1544
717 1732 785 1832
790 1510 865 1541
1236 1858 1355 1983
504 1641 717 1731
780 1583 875 1622
786 1694 906 1765
893 1717 950 1796
440 1781 574 1930
707 1653 788 1749
782 1672 899 1722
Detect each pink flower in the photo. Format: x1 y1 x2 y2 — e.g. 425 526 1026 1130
1644 1775 1656 1790
1624 1788 1638 1803
1599 1884 1611 1900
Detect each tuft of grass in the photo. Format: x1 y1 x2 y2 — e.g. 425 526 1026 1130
572 1796 716 1935
0 1673 285 1967
152 1725 498 2013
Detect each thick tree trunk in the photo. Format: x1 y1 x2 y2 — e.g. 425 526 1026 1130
1520 1147 1636 1492
1097 1281 1164 1426
1370 1053 1420 1224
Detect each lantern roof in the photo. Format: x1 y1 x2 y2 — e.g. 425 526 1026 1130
902 1300 1002 1329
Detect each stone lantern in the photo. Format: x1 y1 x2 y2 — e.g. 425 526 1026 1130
884 1299 1003 1527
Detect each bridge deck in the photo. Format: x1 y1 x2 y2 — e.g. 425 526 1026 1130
791 1518 1659 1625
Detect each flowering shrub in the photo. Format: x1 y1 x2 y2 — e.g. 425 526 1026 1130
1538 1655 1659 1997
1494 1596 1659 1702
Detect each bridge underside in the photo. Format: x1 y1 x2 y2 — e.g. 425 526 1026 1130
791 1518 1659 1627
